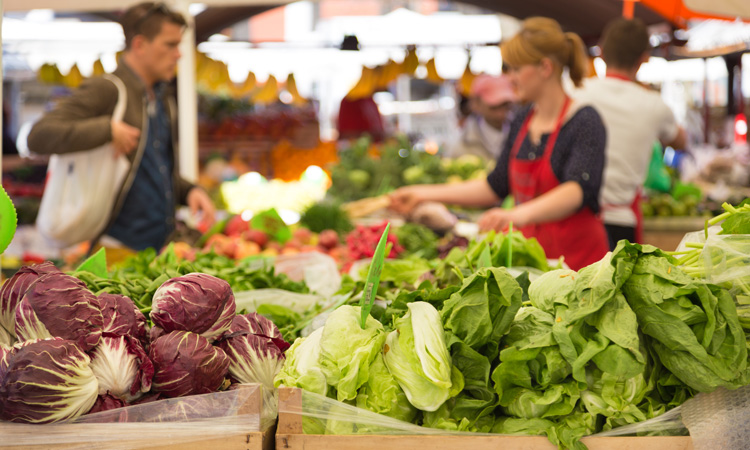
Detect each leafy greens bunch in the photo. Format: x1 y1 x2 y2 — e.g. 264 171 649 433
275 240 749 450
74 243 308 316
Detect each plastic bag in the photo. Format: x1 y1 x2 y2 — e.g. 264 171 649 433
675 229 750 291
0 384 263 450
699 234 750 287
644 142 671 193
274 252 342 298
680 383 750 449
281 388 477 436
278 388 689 438
234 288 325 315
244 251 342 298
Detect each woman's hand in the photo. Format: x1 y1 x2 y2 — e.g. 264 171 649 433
478 207 528 232
389 185 430 215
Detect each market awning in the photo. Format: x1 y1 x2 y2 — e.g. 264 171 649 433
671 19 750 58
3 0 293 12
451 0 667 41
640 0 750 28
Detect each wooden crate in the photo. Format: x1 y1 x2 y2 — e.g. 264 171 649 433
6 386 275 450
276 388 693 450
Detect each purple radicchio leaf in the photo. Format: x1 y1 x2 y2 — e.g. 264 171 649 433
228 312 290 352
217 330 286 388
0 338 99 423
149 273 234 340
200 290 236 342
15 272 103 352
149 325 166 344
98 293 149 346
86 393 128 415
149 330 229 398
89 335 154 402
1 338 51 380
0 262 60 345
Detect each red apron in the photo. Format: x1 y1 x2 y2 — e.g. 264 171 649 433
602 189 643 244
602 73 643 243
509 97 609 271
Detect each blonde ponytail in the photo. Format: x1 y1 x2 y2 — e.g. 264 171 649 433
501 17 589 87
564 32 588 87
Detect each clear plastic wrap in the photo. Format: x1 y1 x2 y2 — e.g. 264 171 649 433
281 388 477 436
278 388 689 438
0 384 264 449
242 251 342 298
698 234 750 287
680 383 750 450
234 288 325 315
274 252 342 298
674 227 750 297
675 229 709 253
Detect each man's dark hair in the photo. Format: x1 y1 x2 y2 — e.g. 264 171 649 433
121 2 187 50
600 18 650 70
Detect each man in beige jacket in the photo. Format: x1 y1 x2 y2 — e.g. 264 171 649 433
29 2 215 251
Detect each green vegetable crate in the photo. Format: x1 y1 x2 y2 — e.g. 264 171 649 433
276 388 693 450
5 386 275 450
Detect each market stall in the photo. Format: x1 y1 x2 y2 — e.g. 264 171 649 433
3 1 750 450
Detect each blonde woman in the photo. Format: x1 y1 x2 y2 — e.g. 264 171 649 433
390 17 608 270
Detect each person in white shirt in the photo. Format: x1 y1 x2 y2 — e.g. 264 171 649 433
574 18 687 249
445 75 517 161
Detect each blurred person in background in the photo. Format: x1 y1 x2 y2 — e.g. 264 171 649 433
444 74 517 161
390 17 608 270
3 102 18 155
574 17 686 249
337 95 386 142
27 2 215 254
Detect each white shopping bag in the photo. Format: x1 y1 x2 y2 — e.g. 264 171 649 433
36 75 131 249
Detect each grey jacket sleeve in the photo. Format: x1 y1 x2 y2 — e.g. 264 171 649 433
27 77 119 155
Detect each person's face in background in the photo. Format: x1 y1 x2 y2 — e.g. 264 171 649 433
471 97 514 130
135 21 183 84
506 58 554 103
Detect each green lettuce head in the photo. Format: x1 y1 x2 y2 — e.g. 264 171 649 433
274 327 327 396
319 305 386 401
356 353 417 423
440 267 522 355
528 269 577 313
384 301 453 412
580 367 652 426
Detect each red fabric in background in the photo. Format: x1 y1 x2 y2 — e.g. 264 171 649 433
337 97 385 141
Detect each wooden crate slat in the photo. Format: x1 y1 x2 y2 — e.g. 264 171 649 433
276 387 694 450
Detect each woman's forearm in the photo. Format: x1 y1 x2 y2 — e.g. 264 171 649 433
513 181 584 226
420 178 502 208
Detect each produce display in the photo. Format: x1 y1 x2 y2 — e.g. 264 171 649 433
199 103 317 142
327 137 489 203
274 237 749 450
5 167 750 450
74 245 309 317
170 206 463 275
197 212 349 264
0 259 292 424
642 182 707 218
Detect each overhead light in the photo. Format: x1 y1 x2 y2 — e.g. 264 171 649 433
340 35 360 51
189 4 207 16
208 33 230 42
